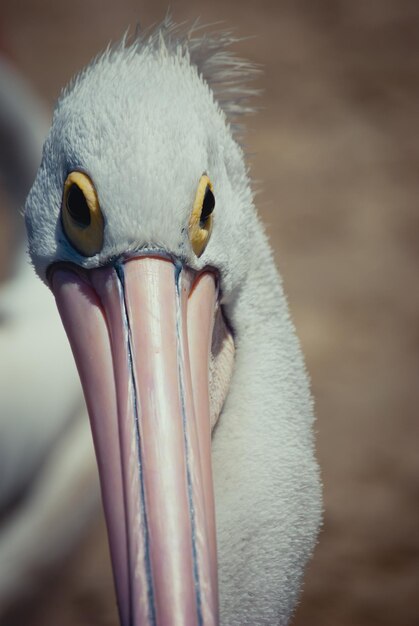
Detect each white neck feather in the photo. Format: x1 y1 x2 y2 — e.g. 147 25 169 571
213 226 321 625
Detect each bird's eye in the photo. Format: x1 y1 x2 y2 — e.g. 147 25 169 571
61 171 104 256
189 175 215 257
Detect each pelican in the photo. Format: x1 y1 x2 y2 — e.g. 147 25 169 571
25 20 321 625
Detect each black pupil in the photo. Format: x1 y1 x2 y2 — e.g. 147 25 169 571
200 186 215 226
66 184 91 227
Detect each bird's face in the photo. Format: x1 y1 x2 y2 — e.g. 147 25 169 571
26 50 255 293
25 39 255 625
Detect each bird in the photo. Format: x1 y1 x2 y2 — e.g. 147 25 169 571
24 19 322 626
0 51 100 611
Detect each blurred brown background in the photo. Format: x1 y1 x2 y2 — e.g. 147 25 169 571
1 0 419 624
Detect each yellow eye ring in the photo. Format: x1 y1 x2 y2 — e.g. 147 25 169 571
61 171 104 257
189 174 215 257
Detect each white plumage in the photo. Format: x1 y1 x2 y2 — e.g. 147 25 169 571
23 20 321 625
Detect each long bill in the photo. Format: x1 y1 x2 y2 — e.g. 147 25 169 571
51 255 219 626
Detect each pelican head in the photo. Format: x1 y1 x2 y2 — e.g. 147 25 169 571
25 20 321 626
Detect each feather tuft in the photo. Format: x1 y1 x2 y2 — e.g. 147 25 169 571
62 16 261 140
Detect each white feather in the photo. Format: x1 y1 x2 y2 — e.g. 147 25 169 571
24 20 322 624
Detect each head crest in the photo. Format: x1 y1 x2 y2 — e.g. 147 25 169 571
62 16 261 141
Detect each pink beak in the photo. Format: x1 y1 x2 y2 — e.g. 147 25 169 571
51 255 219 626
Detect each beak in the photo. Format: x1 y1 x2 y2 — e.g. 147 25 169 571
51 255 219 626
